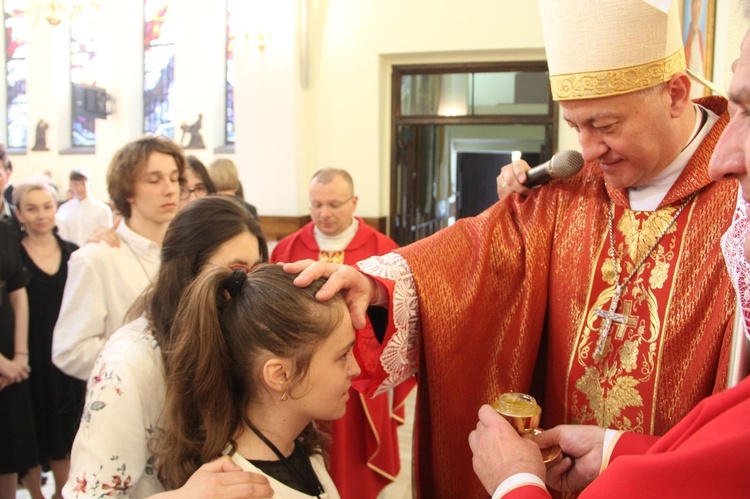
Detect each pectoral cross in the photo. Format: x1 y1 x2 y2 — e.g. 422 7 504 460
593 285 628 359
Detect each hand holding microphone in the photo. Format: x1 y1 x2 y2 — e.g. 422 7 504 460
497 150 584 201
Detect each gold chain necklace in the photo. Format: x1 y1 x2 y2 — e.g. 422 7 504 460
593 193 696 360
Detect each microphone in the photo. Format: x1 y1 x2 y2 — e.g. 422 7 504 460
523 150 584 188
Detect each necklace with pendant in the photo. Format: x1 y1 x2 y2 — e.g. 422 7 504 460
593 193 696 360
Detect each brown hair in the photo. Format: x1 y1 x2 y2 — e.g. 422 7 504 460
186 155 216 194
207 158 240 192
106 135 186 218
69 168 90 182
154 264 342 489
127 195 268 351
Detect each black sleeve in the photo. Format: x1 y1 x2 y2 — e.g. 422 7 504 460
366 306 389 343
0 221 29 292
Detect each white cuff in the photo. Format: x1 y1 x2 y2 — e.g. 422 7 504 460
492 473 546 499
600 428 621 472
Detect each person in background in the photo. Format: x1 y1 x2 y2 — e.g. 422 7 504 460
0 210 34 498
208 158 258 219
40 170 60 202
13 179 85 499
236 180 245 200
55 168 114 247
1 144 14 211
468 17 750 497
154 264 360 499
180 155 216 209
272 168 413 499
284 1 739 497
52 136 184 380
65 196 272 498
0 148 21 235
84 154 216 249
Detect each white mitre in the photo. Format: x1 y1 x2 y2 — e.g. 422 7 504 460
537 0 686 101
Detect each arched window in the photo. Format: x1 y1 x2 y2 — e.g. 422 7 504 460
4 0 28 150
71 15 96 147
225 0 239 145
143 0 175 138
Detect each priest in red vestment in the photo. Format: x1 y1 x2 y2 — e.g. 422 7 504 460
468 21 750 496
286 1 741 498
271 168 414 499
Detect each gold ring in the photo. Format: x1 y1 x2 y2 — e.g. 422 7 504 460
501 182 507 188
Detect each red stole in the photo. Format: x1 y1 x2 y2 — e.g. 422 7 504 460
567 199 697 432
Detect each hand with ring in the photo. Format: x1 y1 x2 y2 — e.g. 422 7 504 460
497 159 534 201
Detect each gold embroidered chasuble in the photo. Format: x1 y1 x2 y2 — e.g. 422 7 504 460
383 97 737 499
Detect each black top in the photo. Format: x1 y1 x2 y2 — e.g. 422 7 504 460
249 441 323 497
20 234 85 463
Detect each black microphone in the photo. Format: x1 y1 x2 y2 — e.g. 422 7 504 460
524 150 584 188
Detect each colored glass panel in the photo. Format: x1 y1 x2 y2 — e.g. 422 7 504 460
226 0 238 144
4 0 28 149
144 0 175 138
71 14 96 147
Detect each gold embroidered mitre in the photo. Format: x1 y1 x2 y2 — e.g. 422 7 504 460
538 0 686 101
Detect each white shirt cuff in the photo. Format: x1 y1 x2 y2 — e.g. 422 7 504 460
492 473 546 499
600 428 621 472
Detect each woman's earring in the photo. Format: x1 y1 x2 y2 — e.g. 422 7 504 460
281 392 289 401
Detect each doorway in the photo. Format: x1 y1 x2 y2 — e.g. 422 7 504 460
390 62 557 246
457 151 542 219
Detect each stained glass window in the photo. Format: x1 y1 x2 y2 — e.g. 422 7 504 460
225 0 239 144
4 0 28 149
71 14 96 147
144 0 175 138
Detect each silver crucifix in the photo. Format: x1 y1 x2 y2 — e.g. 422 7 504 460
593 285 628 359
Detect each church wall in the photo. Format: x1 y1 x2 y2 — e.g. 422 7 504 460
4 0 749 220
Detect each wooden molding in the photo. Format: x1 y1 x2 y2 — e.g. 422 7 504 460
258 215 389 241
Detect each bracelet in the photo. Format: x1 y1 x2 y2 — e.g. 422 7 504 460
14 351 28 355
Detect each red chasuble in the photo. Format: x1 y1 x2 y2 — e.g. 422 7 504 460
505 374 750 498
271 217 415 499
358 97 738 499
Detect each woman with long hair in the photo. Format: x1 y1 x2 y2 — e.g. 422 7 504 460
64 195 273 498
155 264 361 498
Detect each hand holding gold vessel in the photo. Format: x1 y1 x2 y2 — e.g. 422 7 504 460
491 392 562 463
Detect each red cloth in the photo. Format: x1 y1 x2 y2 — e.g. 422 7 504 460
356 96 738 499
271 217 415 499
505 375 750 498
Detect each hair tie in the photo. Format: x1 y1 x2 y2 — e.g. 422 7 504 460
223 269 247 297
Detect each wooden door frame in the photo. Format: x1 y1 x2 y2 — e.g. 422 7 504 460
390 61 558 242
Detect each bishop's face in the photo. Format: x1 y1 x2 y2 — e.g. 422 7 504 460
561 76 691 190
709 28 750 260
